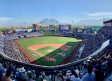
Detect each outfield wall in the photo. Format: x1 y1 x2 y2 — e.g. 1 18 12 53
0 40 110 70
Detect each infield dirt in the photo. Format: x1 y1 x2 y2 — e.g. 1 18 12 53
28 44 71 61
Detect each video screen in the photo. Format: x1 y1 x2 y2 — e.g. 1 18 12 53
35 26 41 31
59 25 71 30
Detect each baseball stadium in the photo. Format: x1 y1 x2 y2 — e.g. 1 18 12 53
0 22 110 68
0 20 112 81
1 0 112 80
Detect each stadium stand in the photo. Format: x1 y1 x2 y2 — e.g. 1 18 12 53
3 32 44 64
68 26 111 63
0 32 5 53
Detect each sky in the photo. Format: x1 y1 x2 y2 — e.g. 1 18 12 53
0 0 112 27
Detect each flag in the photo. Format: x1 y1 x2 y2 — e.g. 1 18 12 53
4 31 7 35
8 30 13 34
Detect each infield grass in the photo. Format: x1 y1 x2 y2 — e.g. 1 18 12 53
17 36 81 66
36 46 63 56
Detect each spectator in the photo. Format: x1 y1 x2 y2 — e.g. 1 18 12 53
101 58 107 68
81 65 95 81
107 54 112 69
2 69 12 81
61 70 66 81
77 66 81 72
26 73 35 81
65 70 71 81
8 63 15 72
32 70 36 79
57 71 62 79
91 59 96 66
95 65 104 81
10 73 16 81
94 61 101 71
81 64 87 75
41 71 45 78
66 70 71 76
73 66 80 76
0 63 3 80
16 67 26 81
70 70 80 81
34 71 42 81
1 63 7 73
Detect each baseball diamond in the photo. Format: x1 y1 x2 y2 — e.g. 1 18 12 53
15 36 82 66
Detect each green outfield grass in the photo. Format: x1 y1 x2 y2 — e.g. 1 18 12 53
17 36 81 66
44 32 54 35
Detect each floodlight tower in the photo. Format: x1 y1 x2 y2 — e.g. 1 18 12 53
56 22 58 26
23 22 26 28
72 21 74 26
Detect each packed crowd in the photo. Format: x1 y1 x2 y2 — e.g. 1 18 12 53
5 32 44 40
0 59 46 81
68 26 111 63
4 38 30 63
25 32 44 38
0 32 5 53
57 44 112 81
3 32 45 63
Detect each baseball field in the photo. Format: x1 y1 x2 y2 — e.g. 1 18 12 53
15 36 82 66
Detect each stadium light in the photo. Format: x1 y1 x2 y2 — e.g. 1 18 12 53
72 21 74 26
23 22 26 28
56 22 58 26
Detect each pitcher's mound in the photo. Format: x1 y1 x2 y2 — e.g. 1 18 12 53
47 50 52 52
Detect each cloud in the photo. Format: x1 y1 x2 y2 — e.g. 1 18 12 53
84 12 112 16
74 18 104 26
0 17 14 27
0 17 14 22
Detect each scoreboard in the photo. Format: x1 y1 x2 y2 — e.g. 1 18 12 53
35 26 41 31
33 24 41 31
59 25 71 31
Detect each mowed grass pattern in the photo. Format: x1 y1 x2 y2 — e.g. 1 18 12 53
36 46 63 57
17 37 82 66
